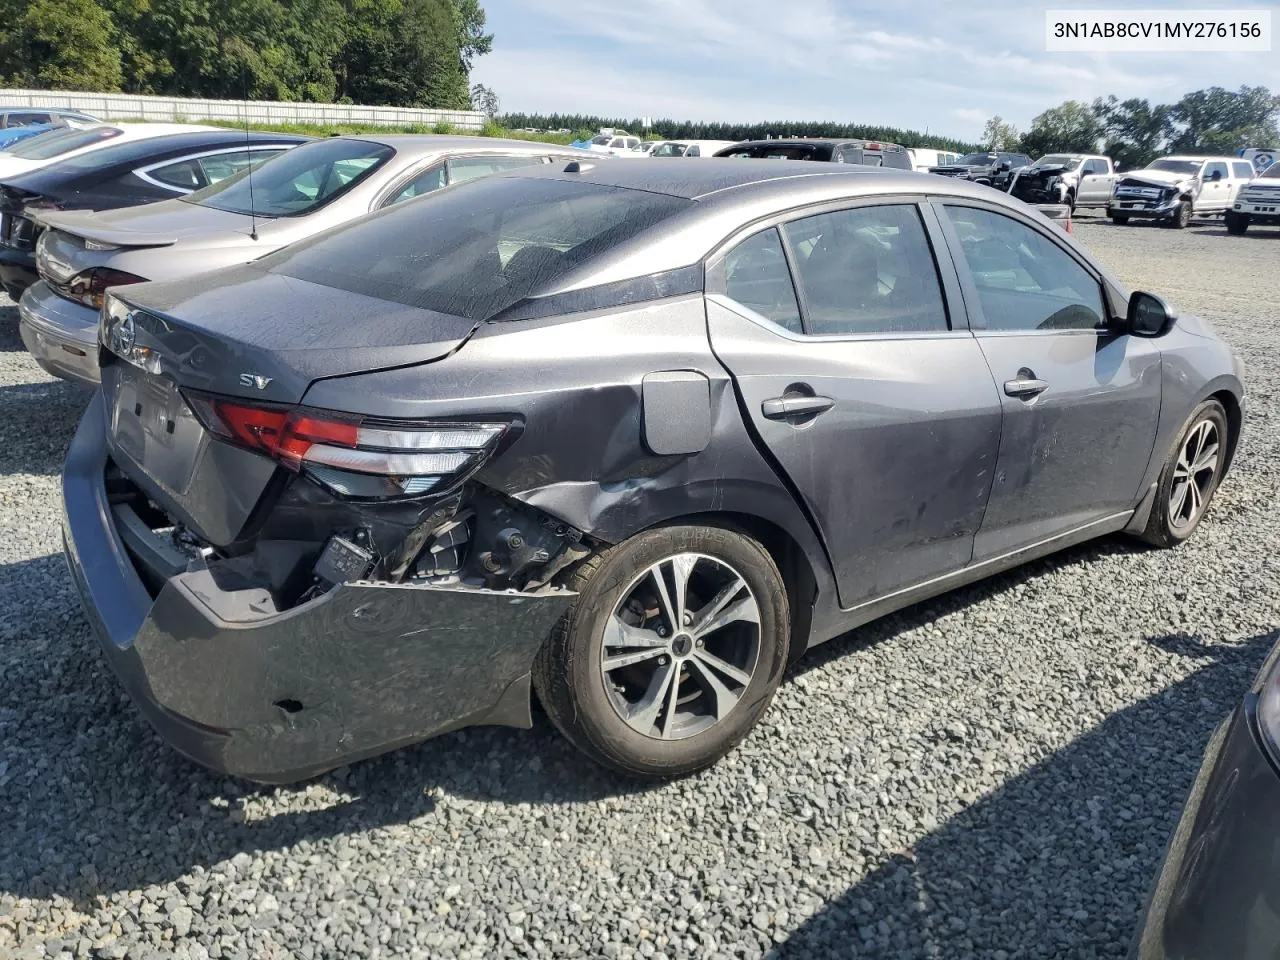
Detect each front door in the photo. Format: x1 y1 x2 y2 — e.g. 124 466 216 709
706 202 1003 609
937 202 1162 560
1197 161 1232 212
1077 159 1114 205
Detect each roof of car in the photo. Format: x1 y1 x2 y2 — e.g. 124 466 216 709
505 156 932 200
339 134 583 153
1162 155 1242 163
724 138 903 149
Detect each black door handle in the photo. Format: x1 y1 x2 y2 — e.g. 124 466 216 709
762 395 836 420
1004 377 1049 399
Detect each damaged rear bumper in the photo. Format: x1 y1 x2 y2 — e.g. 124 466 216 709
62 393 574 783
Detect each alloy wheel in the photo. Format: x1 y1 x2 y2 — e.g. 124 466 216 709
600 553 761 741
1169 418 1221 530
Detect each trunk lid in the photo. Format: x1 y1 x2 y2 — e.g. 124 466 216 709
101 267 481 546
37 199 256 249
108 265 481 405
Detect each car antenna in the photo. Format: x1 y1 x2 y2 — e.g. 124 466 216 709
240 72 259 241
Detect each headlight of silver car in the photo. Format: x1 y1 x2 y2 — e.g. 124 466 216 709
1254 653 1280 765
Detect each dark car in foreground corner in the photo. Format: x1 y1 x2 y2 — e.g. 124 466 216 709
714 138 912 168
0 129 306 298
63 160 1244 783
1132 639 1280 958
929 150 1031 190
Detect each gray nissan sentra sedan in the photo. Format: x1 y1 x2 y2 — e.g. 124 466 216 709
61 159 1244 782
19 135 588 385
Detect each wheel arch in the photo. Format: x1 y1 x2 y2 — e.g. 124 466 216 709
1209 387 1244 477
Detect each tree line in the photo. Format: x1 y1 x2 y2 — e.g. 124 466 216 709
983 85 1278 167
505 86 1278 166
0 0 492 110
499 114 984 153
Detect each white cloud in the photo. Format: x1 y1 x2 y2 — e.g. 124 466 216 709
474 0 1280 141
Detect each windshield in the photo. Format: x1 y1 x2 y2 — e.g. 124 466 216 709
1031 155 1081 170
185 138 394 217
650 142 688 157
590 135 611 145
1260 163 1280 180
265 176 692 321
1145 159 1202 175
6 125 122 159
956 153 996 165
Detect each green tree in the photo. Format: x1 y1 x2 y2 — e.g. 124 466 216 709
454 0 492 71
470 82 498 117
1092 96 1170 169
1019 100 1102 157
0 0 122 90
981 115 1020 150
1166 85 1280 153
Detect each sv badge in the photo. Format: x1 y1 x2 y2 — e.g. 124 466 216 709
239 373 274 390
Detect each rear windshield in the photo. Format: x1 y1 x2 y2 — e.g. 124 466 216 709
7 126 122 159
266 176 692 320
718 144 832 161
185 138 394 217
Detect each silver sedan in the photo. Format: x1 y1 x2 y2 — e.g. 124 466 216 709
19 136 590 385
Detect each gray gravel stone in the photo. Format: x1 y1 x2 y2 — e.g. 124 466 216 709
1 215 1277 959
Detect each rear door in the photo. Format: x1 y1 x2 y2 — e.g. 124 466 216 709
936 201 1161 560
706 199 1003 610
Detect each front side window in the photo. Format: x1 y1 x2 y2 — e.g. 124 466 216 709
446 154 546 186
1204 161 1229 181
651 142 687 157
722 228 801 333
686 145 700 157
943 205 1106 332
185 138 393 217
783 204 949 335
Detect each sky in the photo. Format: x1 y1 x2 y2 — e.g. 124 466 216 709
470 0 1280 143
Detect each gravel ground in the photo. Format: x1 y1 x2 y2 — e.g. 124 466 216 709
1 214 1279 960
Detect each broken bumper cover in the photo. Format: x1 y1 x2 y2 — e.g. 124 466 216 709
62 393 575 783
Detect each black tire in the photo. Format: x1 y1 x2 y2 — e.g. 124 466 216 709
533 524 790 778
1137 399 1229 548
1065 190 1076 214
1167 200 1192 229
1109 213 1130 225
1225 211 1250 235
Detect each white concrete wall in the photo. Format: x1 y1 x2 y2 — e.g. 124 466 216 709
0 89 486 130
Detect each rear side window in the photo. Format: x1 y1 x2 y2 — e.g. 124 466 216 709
6 112 51 127
186 138 393 217
783 204 949 335
198 149 283 184
723 229 801 332
147 158 202 189
267 177 692 320
943 205 1105 331
1233 161 1255 179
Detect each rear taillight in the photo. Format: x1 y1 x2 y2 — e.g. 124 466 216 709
185 393 510 499
60 267 147 309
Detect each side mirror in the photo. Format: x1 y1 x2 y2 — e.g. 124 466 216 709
1210 170 1223 181
1127 291 1176 337
998 161 1011 172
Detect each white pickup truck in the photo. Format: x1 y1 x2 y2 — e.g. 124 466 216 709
1108 155 1257 227
1007 154 1119 212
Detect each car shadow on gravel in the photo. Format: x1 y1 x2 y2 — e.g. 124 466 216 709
772 628 1276 960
